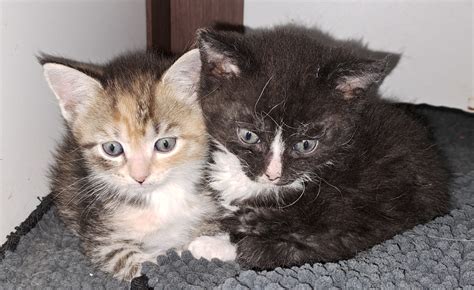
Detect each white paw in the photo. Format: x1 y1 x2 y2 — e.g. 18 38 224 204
188 233 236 261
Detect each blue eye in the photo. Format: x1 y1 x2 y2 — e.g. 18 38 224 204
293 140 318 154
102 141 124 157
238 128 260 144
155 137 177 152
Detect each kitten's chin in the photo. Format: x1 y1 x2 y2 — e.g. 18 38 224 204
256 175 292 187
126 183 157 193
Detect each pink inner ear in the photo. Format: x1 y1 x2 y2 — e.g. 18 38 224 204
209 58 240 78
336 73 379 99
44 63 103 121
217 59 240 76
161 49 201 101
51 79 78 108
46 71 83 118
204 45 240 78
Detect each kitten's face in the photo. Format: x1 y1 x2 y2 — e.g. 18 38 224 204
198 28 391 197
77 81 206 193
43 50 206 195
204 73 352 189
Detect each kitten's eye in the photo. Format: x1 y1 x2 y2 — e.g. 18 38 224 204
293 140 318 154
102 141 124 157
155 137 177 152
238 128 260 144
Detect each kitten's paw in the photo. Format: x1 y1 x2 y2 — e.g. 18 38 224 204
188 233 237 261
99 249 148 281
115 261 142 281
229 207 269 235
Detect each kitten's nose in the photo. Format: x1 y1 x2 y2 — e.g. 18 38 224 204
132 175 147 184
129 158 150 185
265 173 281 182
265 149 282 183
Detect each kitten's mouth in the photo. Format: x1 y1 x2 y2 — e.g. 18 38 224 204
273 181 292 186
256 175 291 187
128 183 156 192
129 183 179 197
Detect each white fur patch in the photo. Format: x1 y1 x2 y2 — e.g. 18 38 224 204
111 162 214 252
188 233 236 261
208 141 303 209
264 127 284 181
93 160 216 280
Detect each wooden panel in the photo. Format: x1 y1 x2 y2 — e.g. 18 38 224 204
146 0 153 50
147 0 243 54
169 0 244 53
147 0 171 52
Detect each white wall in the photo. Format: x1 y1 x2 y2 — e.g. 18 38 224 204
244 0 473 112
0 0 146 244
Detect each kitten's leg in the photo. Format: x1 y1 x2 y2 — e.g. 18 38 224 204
187 233 237 261
224 207 374 270
86 241 154 281
234 234 321 270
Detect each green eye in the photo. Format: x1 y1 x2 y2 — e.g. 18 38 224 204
238 128 260 144
155 137 177 152
102 141 124 157
293 140 318 154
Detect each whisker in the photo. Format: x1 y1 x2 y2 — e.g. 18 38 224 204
254 74 274 117
262 98 285 117
340 127 358 146
279 182 306 209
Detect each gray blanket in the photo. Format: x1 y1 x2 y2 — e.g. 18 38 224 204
1 105 473 288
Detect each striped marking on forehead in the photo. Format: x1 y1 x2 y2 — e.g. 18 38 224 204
111 74 156 122
136 96 152 123
113 94 152 141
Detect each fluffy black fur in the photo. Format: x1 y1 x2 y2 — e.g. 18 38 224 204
197 25 450 269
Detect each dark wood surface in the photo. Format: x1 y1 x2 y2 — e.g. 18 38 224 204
147 0 243 54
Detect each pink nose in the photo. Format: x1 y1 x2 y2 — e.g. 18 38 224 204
265 157 282 182
265 173 281 182
129 158 150 185
131 174 147 184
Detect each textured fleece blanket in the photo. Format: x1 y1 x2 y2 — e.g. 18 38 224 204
0 104 472 289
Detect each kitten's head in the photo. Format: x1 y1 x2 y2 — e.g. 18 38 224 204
197 27 395 197
41 50 206 196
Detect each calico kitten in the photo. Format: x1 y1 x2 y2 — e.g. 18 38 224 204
194 25 450 269
40 50 221 280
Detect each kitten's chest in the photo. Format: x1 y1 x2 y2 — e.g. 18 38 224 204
110 189 211 251
113 207 161 235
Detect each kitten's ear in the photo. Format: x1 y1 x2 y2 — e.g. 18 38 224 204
197 28 247 78
41 60 103 122
330 59 389 99
161 49 201 104
368 51 401 77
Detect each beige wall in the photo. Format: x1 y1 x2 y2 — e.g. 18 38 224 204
0 0 146 244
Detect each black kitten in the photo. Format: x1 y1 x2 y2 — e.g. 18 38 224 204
196 25 450 269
